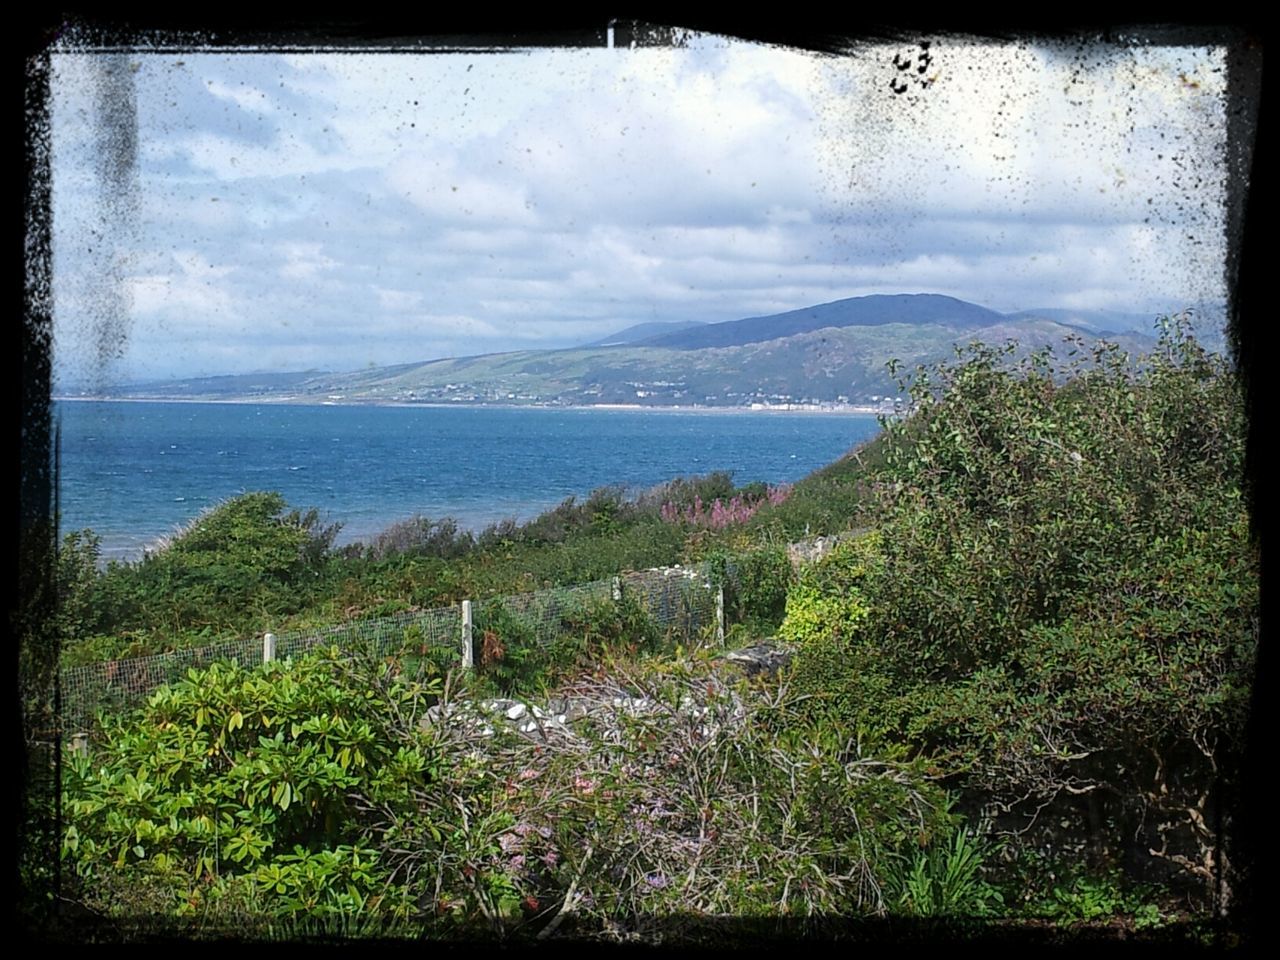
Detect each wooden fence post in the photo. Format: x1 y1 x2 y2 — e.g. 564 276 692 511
461 600 473 670
263 632 277 664
715 585 725 645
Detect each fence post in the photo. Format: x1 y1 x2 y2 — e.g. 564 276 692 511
461 600 473 670
715 585 725 646
611 576 622 602
263 632 277 664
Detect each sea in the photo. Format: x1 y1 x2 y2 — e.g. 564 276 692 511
52 400 883 563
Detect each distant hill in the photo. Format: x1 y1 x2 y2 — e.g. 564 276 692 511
637 294 1007 350
1006 308 1162 335
61 369 327 399
1007 306 1227 354
582 320 706 348
78 293 1232 408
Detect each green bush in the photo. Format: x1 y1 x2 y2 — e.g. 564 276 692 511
887 826 1004 918
470 589 667 697
62 647 440 922
780 320 1256 909
62 493 342 661
372 658 958 932
706 544 793 634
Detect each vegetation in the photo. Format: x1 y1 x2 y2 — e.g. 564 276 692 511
783 320 1255 918
60 647 965 939
44 318 1255 942
61 646 435 926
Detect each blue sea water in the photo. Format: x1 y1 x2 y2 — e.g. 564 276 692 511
53 400 882 563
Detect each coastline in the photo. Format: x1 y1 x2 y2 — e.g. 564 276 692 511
53 395 891 416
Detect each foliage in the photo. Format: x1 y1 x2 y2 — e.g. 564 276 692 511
469 589 666 697
362 515 475 562
887 826 1004 918
659 483 791 528
63 493 343 662
998 851 1174 929
777 534 878 647
369 658 958 936
782 535 887 733
779 319 1257 909
712 544 794 631
58 460 873 668
54 529 107 646
61 646 441 922
469 600 541 695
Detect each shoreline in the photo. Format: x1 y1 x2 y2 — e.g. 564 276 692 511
53 395 891 416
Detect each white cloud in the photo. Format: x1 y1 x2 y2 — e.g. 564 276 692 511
386 158 538 227
205 79 276 115
47 36 1233 382
278 243 341 281
374 287 425 311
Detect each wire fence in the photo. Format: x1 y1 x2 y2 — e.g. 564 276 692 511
58 562 722 734
55 533 859 738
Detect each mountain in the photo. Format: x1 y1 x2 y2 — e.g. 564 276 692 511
1008 307 1228 354
1006 308 1162 335
581 320 706 347
637 294 1007 350
88 294 1164 409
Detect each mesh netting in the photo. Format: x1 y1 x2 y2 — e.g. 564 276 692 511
61 635 262 734
473 577 615 649
620 564 718 639
58 605 466 732
56 563 724 734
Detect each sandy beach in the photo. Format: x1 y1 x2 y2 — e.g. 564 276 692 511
53 395 891 416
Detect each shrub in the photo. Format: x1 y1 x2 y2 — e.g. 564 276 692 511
718 544 794 629
63 493 342 660
362 515 475 562
887 826 1005 918
660 484 792 529
781 319 1257 910
61 646 441 923
370 658 957 934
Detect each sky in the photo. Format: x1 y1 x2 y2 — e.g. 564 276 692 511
45 28 1233 386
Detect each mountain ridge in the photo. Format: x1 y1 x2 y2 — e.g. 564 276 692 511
63 293 1214 406
635 293 1007 351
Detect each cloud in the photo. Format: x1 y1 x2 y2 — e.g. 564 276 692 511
47 35 1232 382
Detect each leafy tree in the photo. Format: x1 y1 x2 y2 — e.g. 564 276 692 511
781 319 1257 914
62 493 342 661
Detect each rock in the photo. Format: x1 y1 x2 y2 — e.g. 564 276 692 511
419 680 749 744
720 640 793 677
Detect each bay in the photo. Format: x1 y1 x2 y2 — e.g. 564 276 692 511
53 400 882 562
